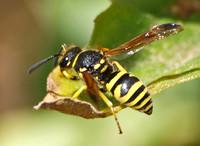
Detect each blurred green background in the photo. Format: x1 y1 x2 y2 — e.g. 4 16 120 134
0 0 200 145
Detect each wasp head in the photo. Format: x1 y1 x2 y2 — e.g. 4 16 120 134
59 46 82 69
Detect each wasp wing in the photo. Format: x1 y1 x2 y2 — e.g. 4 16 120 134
82 72 101 108
105 23 183 57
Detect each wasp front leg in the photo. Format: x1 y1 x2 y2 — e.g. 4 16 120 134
62 70 79 80
72 85 87 99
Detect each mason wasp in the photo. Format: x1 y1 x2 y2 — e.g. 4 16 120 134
29 23 183 134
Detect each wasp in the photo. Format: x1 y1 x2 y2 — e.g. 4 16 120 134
29 23 183 134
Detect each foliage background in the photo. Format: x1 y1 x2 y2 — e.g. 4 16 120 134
0 0 200 145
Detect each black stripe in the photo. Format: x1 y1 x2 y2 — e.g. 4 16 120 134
125 84 145 104
144 106 153 115
120 75 140 97
106 71 119 83
95 61 106 72
130 76 140 83
138 99 152 110
137 99 153 115
100 64 113 82
111 73 130 96
110 73 140 96
99 63 106 73
110 73 129 94
133 91 150 106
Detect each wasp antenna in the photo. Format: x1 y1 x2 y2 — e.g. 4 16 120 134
28 54 61 74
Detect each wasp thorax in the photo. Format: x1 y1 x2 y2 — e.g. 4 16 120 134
59 46 82 69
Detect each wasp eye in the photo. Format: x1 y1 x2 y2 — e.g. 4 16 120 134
60 57 69 68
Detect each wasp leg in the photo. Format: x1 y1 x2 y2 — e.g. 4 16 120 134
72 85 87 99
62 70 78 80
113 105 124 113
99 90 123 134
112 61 127 72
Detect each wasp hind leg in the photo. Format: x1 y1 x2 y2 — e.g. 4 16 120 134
99 90 123 134
72 85 123 134
70 72 123 134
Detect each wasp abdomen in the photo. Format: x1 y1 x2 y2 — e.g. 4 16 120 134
106 71 153 115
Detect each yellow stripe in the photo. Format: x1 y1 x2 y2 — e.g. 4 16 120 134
94 63 101 69
144 102 152 111
100 59 105 64
79 73 83 78
100 51 104 55
117 81 143 103
67 61 71 66
72 53 80 68
100 64 108 73
114 84 122 99
133 95 150 109
129 74 135 77
112 61 126 72
106 71 126 92
126 88 148 107
100 81 105 84
137 102 152 113
79 67 87 72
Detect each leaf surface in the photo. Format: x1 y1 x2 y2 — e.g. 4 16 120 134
34 0 200 118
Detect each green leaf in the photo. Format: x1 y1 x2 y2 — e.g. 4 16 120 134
148 56 200 95
90 0 200 95
34 66 121 118
35 0 200 119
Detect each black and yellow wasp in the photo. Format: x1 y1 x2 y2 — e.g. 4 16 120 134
29 23 183 134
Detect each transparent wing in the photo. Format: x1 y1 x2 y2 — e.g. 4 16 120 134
105 23 183 57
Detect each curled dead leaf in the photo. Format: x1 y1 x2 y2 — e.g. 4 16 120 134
33 67 116 119
33 92 112 118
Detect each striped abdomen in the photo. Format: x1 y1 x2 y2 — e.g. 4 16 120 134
106 71 153 115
